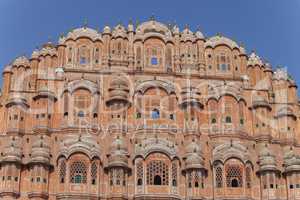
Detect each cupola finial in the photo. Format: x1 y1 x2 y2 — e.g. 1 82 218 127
83 18 88 28
150 14 155 21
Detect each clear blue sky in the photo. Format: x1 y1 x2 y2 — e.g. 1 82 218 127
0 0 299 86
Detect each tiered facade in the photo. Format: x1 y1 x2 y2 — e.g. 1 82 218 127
0 19 300 200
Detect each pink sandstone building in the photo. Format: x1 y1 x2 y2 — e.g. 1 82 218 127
0 19 300 200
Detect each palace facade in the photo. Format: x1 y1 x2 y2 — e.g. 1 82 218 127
0 19 300 200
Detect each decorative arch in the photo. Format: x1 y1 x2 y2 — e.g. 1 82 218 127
135 79 176 95
63 79 100 96
57 135 101 161
212 141 252 165
134 138 177 160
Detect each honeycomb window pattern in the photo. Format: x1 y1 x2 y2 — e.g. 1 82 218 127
59 159 66 183
146 160 169 185
215 166 223 188
91 161 98 185
70 161 87 184
226 165 243 187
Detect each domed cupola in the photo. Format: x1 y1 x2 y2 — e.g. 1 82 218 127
29 135 51 165
112 24 127 39
103 25 112 35
283 147 300 174
3 64 12 74
0 136 22 199
247 51 263 67
264 61 273 72
59 26 102 44
181 25 195 42
106 135 130 195
251 95 271 110
1 136 22 163
12 56 30 68
31 49 40 60
257 144 279 173
106 77 131 106
179 86 203 109
195 28 205 40
183 139 205 171
172 24 180 35
38 41 57 57
106 135 129 169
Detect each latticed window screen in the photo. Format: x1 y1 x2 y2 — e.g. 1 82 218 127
188 171 192 188
146 160 169 185
245 166 251 188
116 169 122 185
171 162 177 186
226 165 243 187
59 159 66 183
70 161 87 184
110 170 113 185
194 170 200 187
136 161 143 185
215 166 223 188
74 95 90 109
91 161 98 185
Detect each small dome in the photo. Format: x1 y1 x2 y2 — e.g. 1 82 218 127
103 26 111 34
258 145 278 172
112 24 127 38
205 35 240 50
247 52 263 66
2 137 22 163
3 65 12 73
30 136 51 165
106 77 131 106
39 42 57 57
31 49 40 59
283 147 300 173
183 139 205 171
185 153 205 169
59 27 102 44
181 26 195 42
128 22 134 32
172 25 180 35
195 30 205 40
110 77 129 88
13 56 30 67
273 67 288 81
107 136 129 169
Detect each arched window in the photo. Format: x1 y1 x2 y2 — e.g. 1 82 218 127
226 165 243 188
215 166 223 188
225 116 232 123
136 112 142 119
211 118 217 124
154 175 162 185
146 160 169 185
77 111 84 117
59 159 66 183
70 161 87 184
137 178 143 186
152 109 160 119
91 161 98 185
78 46 89 65
231 179 239 187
